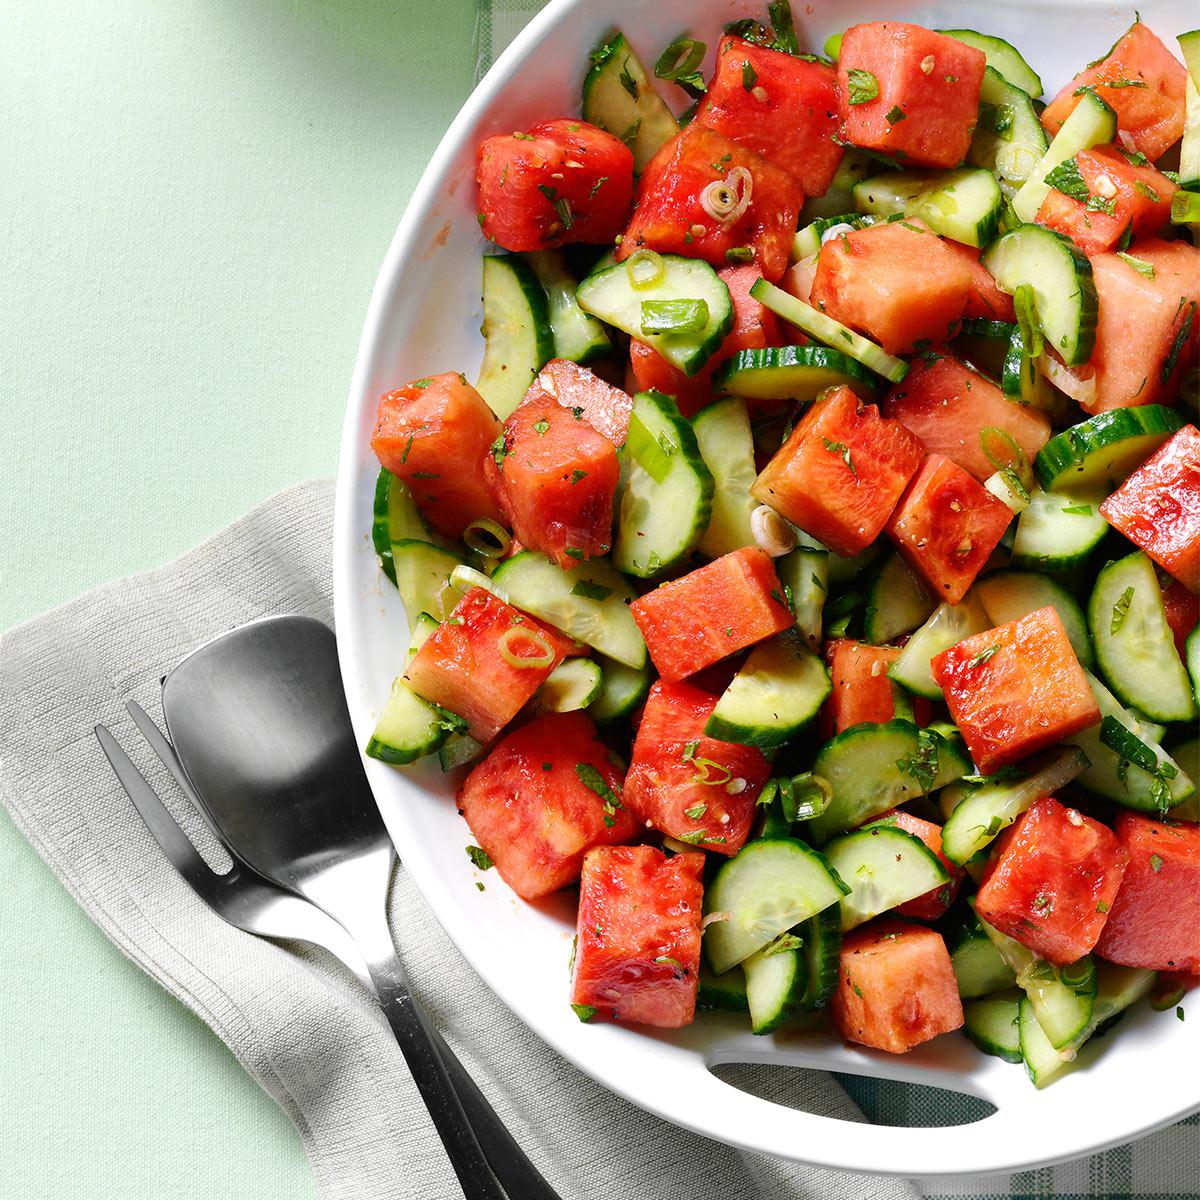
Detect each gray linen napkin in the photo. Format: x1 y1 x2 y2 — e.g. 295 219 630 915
0 478 917 1200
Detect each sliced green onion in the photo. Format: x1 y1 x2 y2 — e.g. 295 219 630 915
778 772 833 822
625 248 665 290
984 467 1032 512
1059 958 1096 991
979 426 1032 488
640 298 709 336
498 626 554 670
1013 284 1045 359
692 757 733 787
462 517 512 559
1150 978 1187 1011
450 563 505 599
654 35 707 99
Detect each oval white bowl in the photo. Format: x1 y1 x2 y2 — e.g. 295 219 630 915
334 0 1198 1176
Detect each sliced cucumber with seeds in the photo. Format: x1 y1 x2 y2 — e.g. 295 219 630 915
800 905 842 1010
693 397 757 559
615 390 714 577
706 633 831 750
578 256 732 377
852 167 1003 248
824 826 950 931
1011 487 1108 572
955 318 1017 381
744 939 808 1034
394 541 464 625
537 658 603 713
968 67 1049 192
948 909 1018 998
750 279 908 384
965 993 1023 1063
524 250 611 364
704 838 849 975
1034 405 1184 492
1089 552 1198 723
888 593 992 700
366 673 466 766
588 655 653 723
582 31 678 172
982 224 1097 367
697 962 749 1013
976 569 1093 667
777 547 829 650
477 255 554 419
1012 87 1117 223
864 553 937 645
939 29 1043 96
715 345 879 404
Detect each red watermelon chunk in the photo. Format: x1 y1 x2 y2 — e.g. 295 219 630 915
697 35 843 197
630 548 793 682
886 454 1013 604
571 844 704 1028
1100 425 1200 593
942 241 1017 322
832 918 964 1053
1041 23 1188 162
458 712 639 901
810 220 973 355
752 385 925 557
1095 814 1200 975
883 351 1050 483
617 125 803 282
976 797 1130 966
491 393 619 569
874 810 965 922
931 607 1101 774
531 359 632 446
624 681 770 856
827 640 903 732
403 588 574 743
1084 239 1200 414
475 119 634 251
371 372 504 540
1035 145 1176 256
1161 577 1199 656
837 23 986 169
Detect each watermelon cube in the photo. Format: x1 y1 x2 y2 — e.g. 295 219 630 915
827 640 903 732
941 241 1016 322
571 844 704 1028
832 918 964 1053
976 797 1130 966
752 386 925 558
458 712 639 901
617 125 803 282
931 606 1101 774
837 23 986 169
883 352 1050 483
630 547 793 682
1099 425 1200 593
532 359 632 447
810 220 974 355
1095 814 1200 975
697 35 843 197
886 454 1014 604
403 588 573 743
874 810 965 922
371 372 504 540
624 680 770 856
1162 578 1199 656
1041 23 1189 162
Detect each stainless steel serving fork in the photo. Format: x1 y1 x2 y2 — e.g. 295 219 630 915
95 615 560 1200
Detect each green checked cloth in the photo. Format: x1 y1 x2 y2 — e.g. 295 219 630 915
471 2 1200 1197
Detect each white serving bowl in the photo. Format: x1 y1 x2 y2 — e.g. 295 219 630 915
334 0 1198 1176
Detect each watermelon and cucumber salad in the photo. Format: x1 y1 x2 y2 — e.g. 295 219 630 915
364 5 1200 1085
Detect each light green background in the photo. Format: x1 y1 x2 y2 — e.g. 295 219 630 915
1 1 480 1194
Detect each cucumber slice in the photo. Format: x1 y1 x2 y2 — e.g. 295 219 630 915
864 553 937 645
976 569 1093 667
704 838 849 975
744 939 808 1034
819 536 885 587
697 962 749 1013
889 593 992 700
406 611 440 656
1167 735 1200 822
824 826 950 930
954 318 1017 381
393 540 464 625
365 673 466 766
477 255 554 419
582 31 678 172
714 345 879 403
800 150 878 220
615 390 714 577
524 250 611 364
588 655 653 723
1070 671 1195 813
537 658 603 712
693 397 757 559
852 167 1003 248
1012 87 1117 224
1034 405 1185 493
940 747 1091 866
968 67 1049 192
1001 324 1058 411
964 993 1023 1062
791 212 874 262
1089 552 1198 723
437 732 484 772
706 634 831 750
799 905 842 1010
982 224 1098 367
947 909 1018 998
749 279 908 384
939 29 1043 96
577 257 733 377
374 469 435 587
807 721 971 843
1010 487 1108 572
1178 32 1200 191
1173 190 1200 225
776 547 829 649
1189 623 1200 706
1019 995 1062 1087
489 551 647 669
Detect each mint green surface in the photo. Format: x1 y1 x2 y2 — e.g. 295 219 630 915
1 0 478 1193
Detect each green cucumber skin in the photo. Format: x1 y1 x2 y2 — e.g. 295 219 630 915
824 825 950 930
938 29 1043 96
372 469 398 585
800 904 843 1010
1034 405 1185 492
714 345 879 403
964 994 1024 1063
524 249 611 364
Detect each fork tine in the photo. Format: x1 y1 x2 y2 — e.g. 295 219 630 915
94 723 217 889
